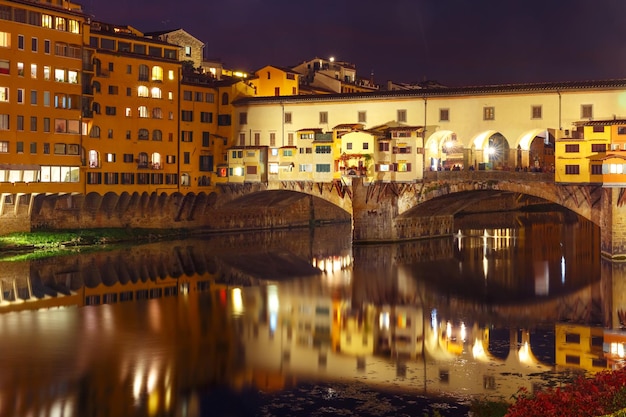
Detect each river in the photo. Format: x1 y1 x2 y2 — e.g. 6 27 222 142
0 209 621 417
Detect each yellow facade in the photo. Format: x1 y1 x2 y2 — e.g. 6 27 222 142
0 0 86 194
84 22 181 195
555 323 606 372
250 65 298 97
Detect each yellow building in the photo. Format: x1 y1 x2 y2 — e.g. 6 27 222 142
555 120 626 185
84 21 181 195
555 323 606 372
179 77 220 192
249 65 299 97
0 0 86 194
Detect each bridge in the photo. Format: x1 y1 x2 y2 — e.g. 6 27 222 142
202 170 626 259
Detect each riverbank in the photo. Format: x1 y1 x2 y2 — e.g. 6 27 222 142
0 228 190 259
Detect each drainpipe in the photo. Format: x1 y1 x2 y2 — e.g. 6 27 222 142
557 90 562 130
422 96 427 177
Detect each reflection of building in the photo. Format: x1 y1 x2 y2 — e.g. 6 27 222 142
555 323 606 372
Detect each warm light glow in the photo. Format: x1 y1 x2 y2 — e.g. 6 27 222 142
446 321 452 339
460 322 466 342
379 312 390 330
472 338 486 359
232 288 244 315
329 56 335 62
518 341 532 363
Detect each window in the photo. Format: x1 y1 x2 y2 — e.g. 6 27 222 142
320 111 328 124
205 93 214 103
239 133 245 146
200 112 212 123
397 109 406 123
202 132 210 147
239 112 247 125
30 116 36 131
316 164 331 173
137 86 149 97
531 105 542 119
363 143 369 150
0 141 7 152
108 85 118 95
181 131 193 142
17 115 24 131
0 114 8 130
181 110 193 122
89 126 100 138
379 142 390 152
43 118 50 132
183 90 192 101
138 106 148 118
591 164 603 175
440 108 449 121
43 91 50 106
138 129 149 140
581 104 593 119
30 90 37 105
288 133 294 146
30 64 37 79
591 144 606 152
483 106 495 120
18 35 24 50
138 65 149 81
0 59 8 75
105 106 116 116
565 165 580 175
0 32 9 47
270 132 276 147
151 87 161 99
55 17 66 31
152 130 162 141
565 144 580 153
284 112 292 124
151 66 163 81
183 152 190 164
17 62 24 76
619 126 626 135
107 129 113 139
593 125 605 133
0 86 6 102
31 37 37 52
358 111 366 123
221 92 229 105
43 66 50 80
30 142 37 154
44 39 50 54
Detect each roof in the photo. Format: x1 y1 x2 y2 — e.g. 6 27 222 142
296 128 323 133
233 78 626 106
576 119 626 126
253 65 299 75
332 123 364 131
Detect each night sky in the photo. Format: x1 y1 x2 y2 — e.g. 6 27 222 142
84 0 626 87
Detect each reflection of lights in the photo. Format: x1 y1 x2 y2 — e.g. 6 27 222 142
379 312 390 330
431 309 438 330
561 255 566 284
487 146 496 155
232 288 244 316
518 341 531 363
472 338 485 359
460 322 466 342
268 285 279 334
446 321 452 339
611 342 625 358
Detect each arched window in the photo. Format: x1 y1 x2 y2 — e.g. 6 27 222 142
181 173 190 186
92 102 101 114
138 64 149 81
152 107 162 119
138 152 148 168
152 130 162 141
89 125 100 138
221 92 229 105
137 86 149 97
138 106 148 118
92 81 101 93
138 128 149 140
151 66 163 81
151 152 161 169
88 150 99 168
151 87 161 99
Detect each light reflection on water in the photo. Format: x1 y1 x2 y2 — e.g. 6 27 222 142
0 213 620 417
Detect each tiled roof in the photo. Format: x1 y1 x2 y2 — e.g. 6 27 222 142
233 78 626 106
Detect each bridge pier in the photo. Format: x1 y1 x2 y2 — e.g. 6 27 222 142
601 188 626 260
351 178 454 242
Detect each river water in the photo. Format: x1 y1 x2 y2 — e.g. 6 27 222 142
0 209 621 417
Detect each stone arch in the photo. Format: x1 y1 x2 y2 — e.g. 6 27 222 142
516 128 556 171
470 130 512 169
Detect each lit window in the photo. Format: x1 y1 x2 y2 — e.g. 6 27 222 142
168 70 175 80
41 15 53 28
43 66 50 80
138 106 148 118
151 66 163 81
0 32 10 47
55 17 66 31
54 68 65 82
30 64 37 79
68 19 80 34
137 86 149 97
150 87 161 99
67 70 78 84
0 87 7 102
17 62 24 76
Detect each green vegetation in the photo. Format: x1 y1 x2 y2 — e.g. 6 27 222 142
0 228 190 260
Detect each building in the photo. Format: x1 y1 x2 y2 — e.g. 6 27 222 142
249 65 299 97
84 21 181 194
292 56 378 94
0 0 87 194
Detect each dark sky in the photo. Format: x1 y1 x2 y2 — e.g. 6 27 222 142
84 0 626 87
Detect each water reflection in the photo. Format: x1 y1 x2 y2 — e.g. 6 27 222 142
0 214 624 416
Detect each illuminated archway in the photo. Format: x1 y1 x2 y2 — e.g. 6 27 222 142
425 130 459 170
